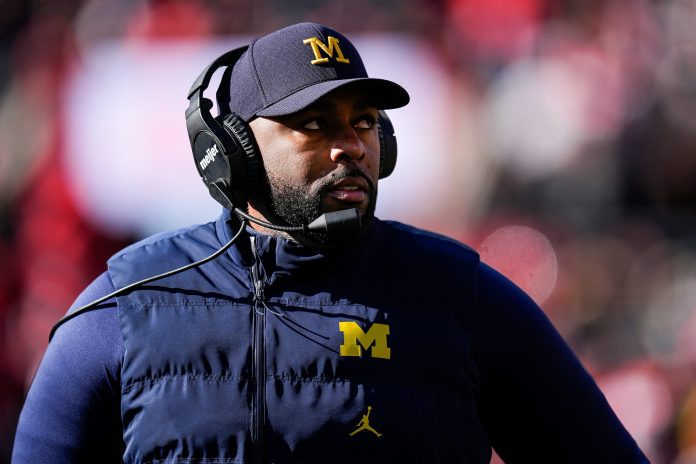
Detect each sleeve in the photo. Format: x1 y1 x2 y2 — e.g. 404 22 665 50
12 271 125 463
472 262 649 464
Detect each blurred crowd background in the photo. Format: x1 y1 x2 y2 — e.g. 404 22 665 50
1 0 695 462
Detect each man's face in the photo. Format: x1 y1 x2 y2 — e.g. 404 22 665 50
248 86 381 227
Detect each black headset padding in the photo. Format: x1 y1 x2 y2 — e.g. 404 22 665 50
186 46 257 210
377 110 397 179
221 113 262 190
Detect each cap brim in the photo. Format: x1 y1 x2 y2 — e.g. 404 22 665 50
254 77 409 118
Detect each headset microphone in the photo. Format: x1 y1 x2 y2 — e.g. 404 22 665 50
205 177 362 235
234 207 361 235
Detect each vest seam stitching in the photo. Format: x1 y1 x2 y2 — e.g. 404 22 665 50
122 374 251 393
119 302 250 308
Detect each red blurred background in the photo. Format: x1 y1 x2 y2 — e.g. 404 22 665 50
1 1 695 462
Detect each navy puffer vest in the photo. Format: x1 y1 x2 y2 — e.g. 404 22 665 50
108 212 486 463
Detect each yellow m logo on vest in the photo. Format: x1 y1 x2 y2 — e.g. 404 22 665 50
339 322 390 359
303 36 351 65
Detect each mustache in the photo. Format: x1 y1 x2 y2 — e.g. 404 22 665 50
317 168 376 194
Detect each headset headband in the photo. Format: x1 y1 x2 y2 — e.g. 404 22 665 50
185 46 248 119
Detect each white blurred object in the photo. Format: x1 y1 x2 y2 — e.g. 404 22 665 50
63 40 241 237
483 46 624 181
62 35 460 237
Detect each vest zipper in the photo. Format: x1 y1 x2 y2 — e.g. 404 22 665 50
250 236 266 463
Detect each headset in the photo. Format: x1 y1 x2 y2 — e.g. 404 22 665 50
49 47 399 341
184 46 399 218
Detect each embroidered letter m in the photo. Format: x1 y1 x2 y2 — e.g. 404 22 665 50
303 36 351 65
339 322 391 359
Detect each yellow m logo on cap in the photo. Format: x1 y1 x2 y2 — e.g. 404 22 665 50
339 322 390 359
303 36 350 65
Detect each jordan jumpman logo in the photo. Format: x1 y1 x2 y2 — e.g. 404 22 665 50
349 406 382 437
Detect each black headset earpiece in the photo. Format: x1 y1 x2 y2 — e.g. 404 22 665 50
185 46 262 210
377 110 397 179
218 112 263 197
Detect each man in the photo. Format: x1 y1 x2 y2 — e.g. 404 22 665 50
13 22 648 463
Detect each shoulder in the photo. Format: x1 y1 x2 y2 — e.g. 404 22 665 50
371 220 480 302
110 219 221 263
476 261 535 305
107 217 223 284
54 271 123 360
376 219 479 265
15 272 124 461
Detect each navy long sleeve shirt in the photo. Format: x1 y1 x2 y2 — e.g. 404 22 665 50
13 262 648 463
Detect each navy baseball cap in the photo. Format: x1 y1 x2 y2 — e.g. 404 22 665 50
223 22 410 121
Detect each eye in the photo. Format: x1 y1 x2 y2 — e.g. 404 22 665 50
354 115 376 130
302 118 323 130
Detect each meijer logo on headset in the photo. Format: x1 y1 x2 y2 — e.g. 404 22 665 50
199 144 219 170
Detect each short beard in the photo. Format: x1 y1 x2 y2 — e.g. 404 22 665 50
263 169 377 231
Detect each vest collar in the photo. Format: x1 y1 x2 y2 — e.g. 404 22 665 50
214 209 378 283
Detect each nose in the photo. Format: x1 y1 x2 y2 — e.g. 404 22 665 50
329 126 365 164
